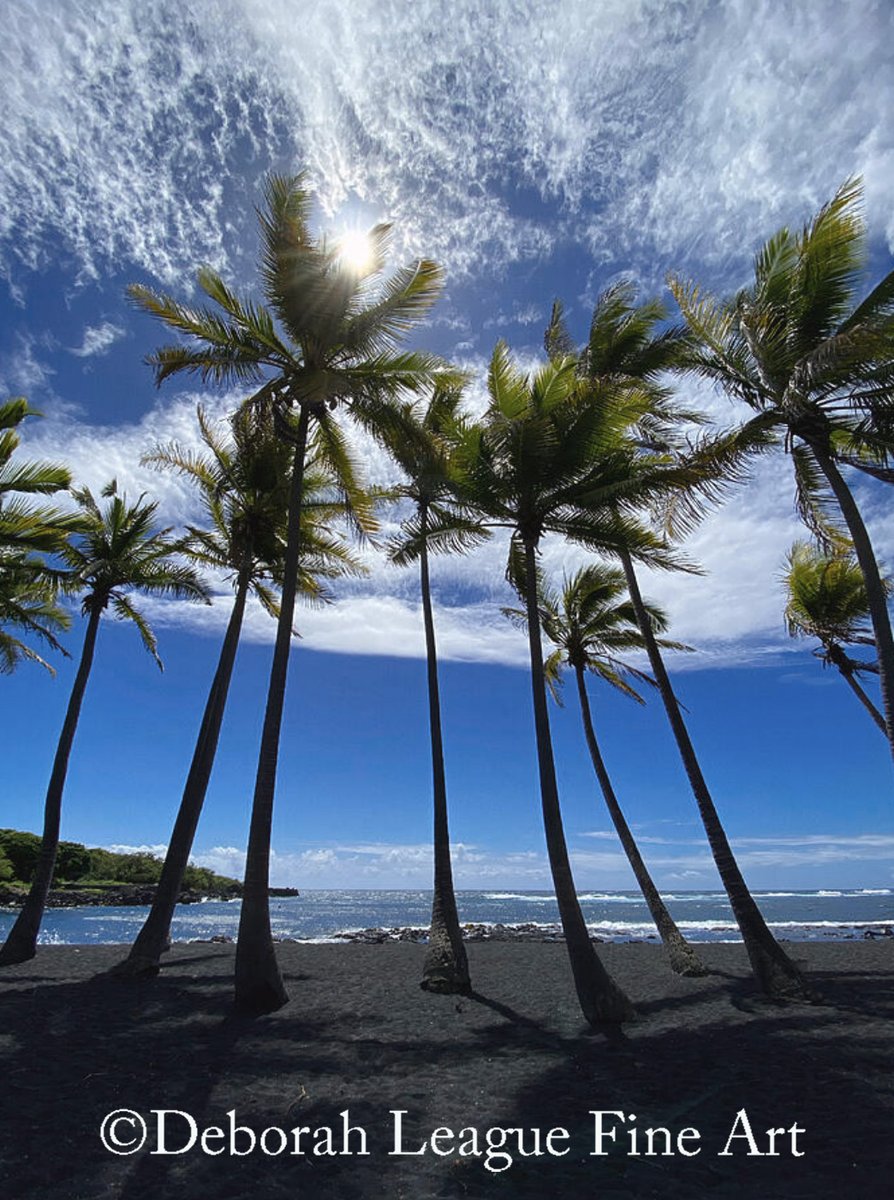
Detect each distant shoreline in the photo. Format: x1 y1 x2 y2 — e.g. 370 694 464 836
0 883 299 909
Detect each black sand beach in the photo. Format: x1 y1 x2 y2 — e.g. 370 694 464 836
1 940 892 1198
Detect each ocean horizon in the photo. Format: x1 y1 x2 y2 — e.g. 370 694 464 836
2 887 892 947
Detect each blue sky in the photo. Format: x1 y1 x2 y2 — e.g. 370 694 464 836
1 0 893 890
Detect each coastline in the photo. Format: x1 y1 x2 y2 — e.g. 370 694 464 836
1 940 891 1197
0 884 299 909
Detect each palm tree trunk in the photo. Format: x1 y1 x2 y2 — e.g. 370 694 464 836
824 640 887 734
113 569 251 976
234 405 311 1015
573 665 707 977
618 548 810 1001
0 605 102 966
522 541 634 1024
418 504 471 994
839 667 887 734
810 442 894 759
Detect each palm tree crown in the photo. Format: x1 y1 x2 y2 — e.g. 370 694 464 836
784 539 887 735
143 403 369 613
62 482 209 664
0 397 79 673
669 180 894 758
534 563 687 699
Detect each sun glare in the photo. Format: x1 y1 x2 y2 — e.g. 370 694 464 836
337 228 375 273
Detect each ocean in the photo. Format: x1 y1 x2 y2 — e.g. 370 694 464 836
1 887 892 946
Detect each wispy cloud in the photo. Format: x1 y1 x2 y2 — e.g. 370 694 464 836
69 321 125 358
1 1 891 292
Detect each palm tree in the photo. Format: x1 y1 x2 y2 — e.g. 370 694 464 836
549 284 811 1001
0 555 71 674
507 563 707 976
0 483 208 966
384 385 489 994
113 404 367 976
130 174 444 1013
451 342 703 1024
669 179 894 759
0 397 76 558
0 397 80 672
784 540 886 733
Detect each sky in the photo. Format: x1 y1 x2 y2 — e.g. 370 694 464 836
1 0 893 892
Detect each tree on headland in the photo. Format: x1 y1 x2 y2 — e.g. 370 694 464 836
784 540 887 734
384 384 489 994
505 562 707 977
130 174 444 1013
670 178 894 760
113 404 367 976
0 483 207 966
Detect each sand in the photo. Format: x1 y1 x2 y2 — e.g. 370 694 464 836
0 940 892 1198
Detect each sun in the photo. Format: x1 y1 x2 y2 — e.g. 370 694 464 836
337 228 375 273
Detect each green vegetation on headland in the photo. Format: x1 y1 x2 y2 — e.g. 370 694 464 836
0 830 296 907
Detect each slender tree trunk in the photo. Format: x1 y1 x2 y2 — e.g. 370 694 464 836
840 668 888 735
112 570 251 976
573 665 707 977
234 405 311 1015
522 541 634 1024
823 641 887 734
618 548 811 1001
0 606 102 966
418 504 471 994
810 442 894 759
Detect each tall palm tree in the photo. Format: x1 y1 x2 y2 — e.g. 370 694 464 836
452 343 703 1024
549 284 811 1000
384 385 489 994
669 179 894 759
0 483 207 966
113 404 367 976
784 540 886 734
130 174 444 1013
507 563 707 976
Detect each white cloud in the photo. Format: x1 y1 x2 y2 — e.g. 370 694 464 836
69 321 125 358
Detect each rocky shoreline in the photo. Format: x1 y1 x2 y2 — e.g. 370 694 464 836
331 922 603 944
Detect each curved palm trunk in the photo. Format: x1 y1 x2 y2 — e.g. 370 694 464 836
810 443 894 759
825 642 887 735
573 665 707 977
418 505 471 994
0 606 102 966
234 405 311 1015
618 548 810 1001
523 542 634 1024
112 569 251 976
